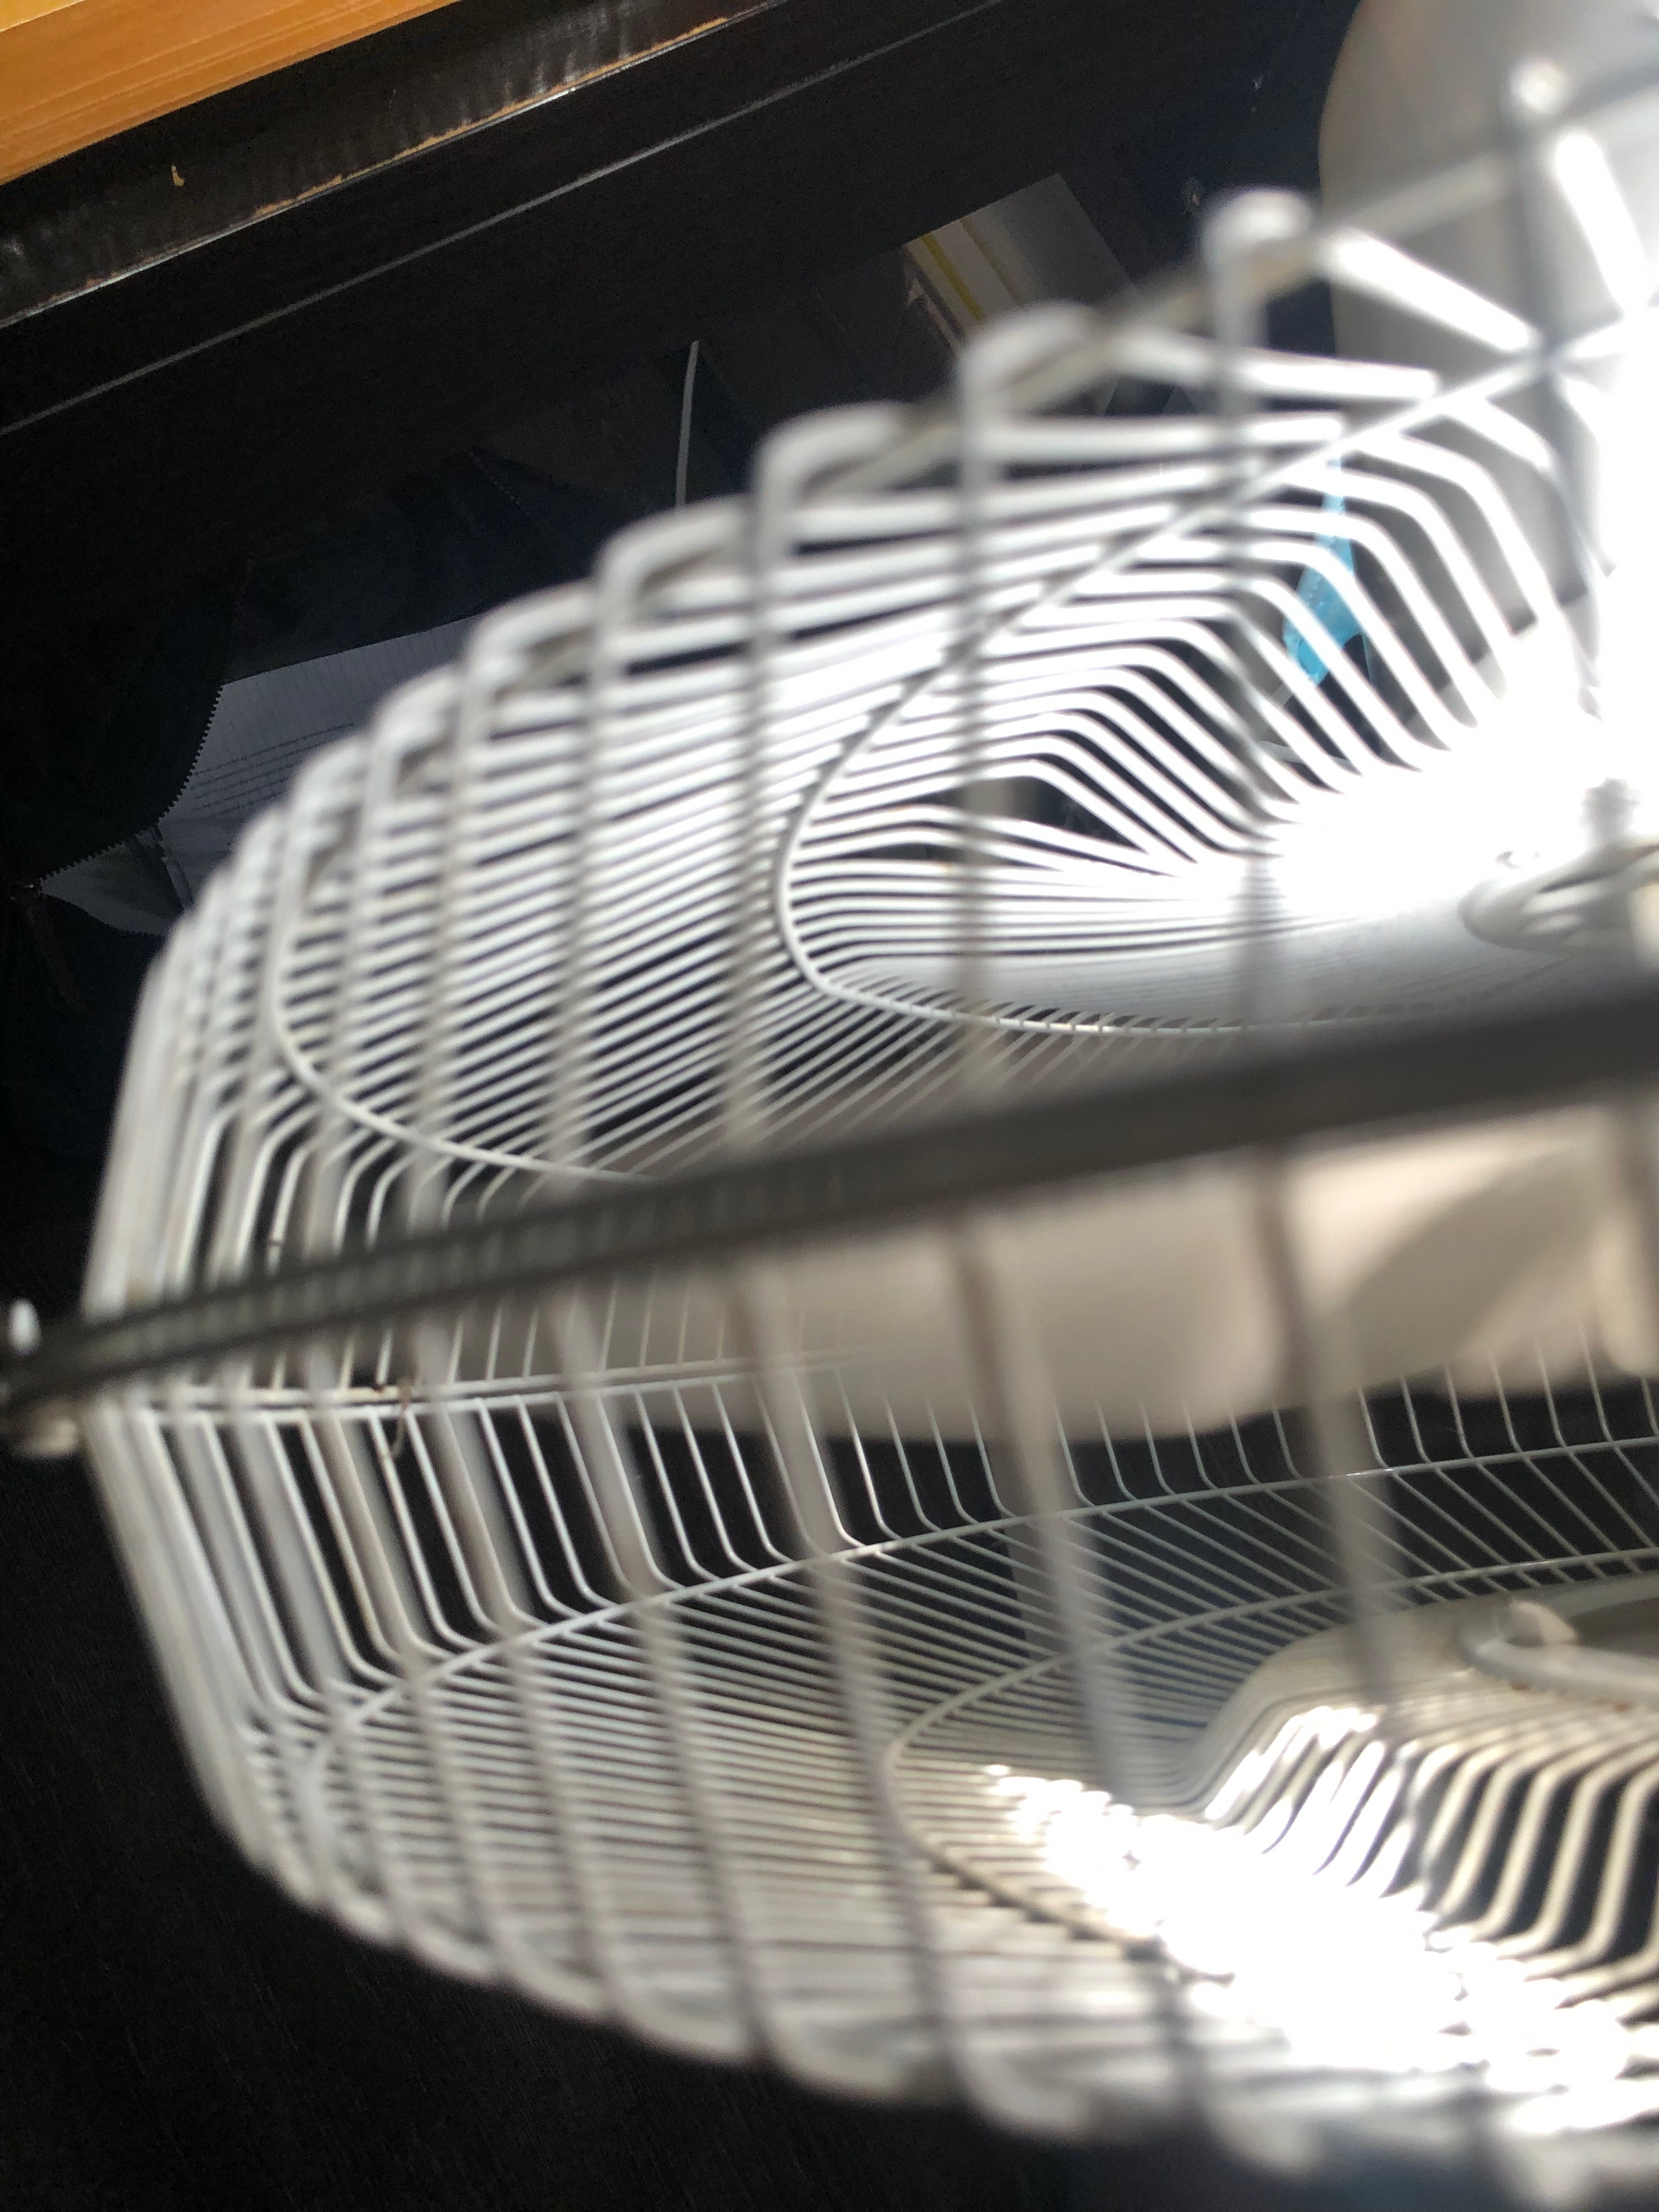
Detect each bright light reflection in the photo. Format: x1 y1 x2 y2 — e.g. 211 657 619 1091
983 1745 1632 2117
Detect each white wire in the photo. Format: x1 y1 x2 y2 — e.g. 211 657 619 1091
70 94 1659 2181
675 339 701 509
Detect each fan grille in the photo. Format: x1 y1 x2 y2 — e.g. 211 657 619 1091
33 61 1659 2197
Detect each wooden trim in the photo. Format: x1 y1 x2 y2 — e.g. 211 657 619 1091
0 0 84 35
0 0 465 182
0 0 1247 620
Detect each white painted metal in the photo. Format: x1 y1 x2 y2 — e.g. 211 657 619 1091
63 51 1659 2194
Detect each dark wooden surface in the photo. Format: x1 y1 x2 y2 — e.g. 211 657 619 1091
0 0 1257 620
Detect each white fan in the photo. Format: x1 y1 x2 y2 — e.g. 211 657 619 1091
12 12 1659 2198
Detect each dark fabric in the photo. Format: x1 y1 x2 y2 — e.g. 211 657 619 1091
0 902 158 1312
0 562 246 888
226 452 622 681
0 452 624 1315
0 901 157 1167
0 452 623 892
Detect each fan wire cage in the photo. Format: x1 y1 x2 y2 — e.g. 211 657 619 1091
15 50 1659 2204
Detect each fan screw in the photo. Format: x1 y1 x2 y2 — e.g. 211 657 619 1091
1501 1598 1579 1648
1509 57 1569 121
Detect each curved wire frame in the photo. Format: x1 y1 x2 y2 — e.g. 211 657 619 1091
62 58 1659 2193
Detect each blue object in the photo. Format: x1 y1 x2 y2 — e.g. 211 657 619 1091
1285 487 1361 682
